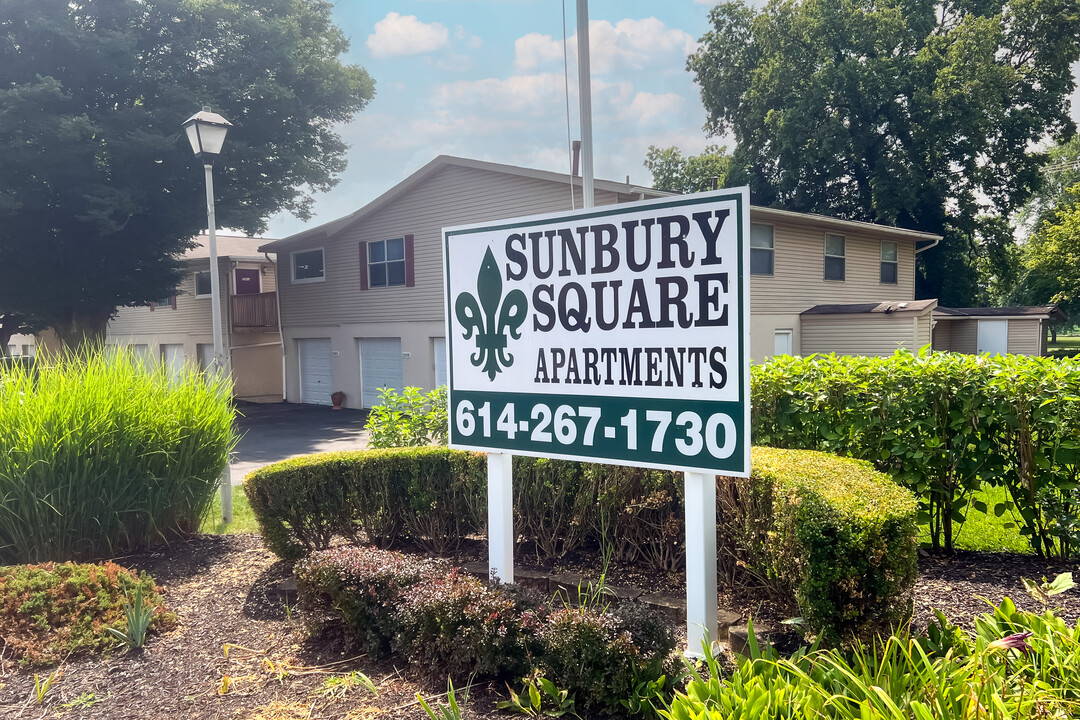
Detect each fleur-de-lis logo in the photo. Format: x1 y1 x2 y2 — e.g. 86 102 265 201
455 247 528 380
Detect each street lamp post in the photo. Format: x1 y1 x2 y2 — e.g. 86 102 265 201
182 106 234 523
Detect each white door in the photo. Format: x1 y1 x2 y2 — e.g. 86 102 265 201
774 330 793 357
360 338 403 408
433 337 447 388
977 320 1009 356
298 338 333 405
130 344 152 364
160 344 185 382
197 344 214 371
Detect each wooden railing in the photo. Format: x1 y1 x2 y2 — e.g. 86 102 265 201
231 292 278 328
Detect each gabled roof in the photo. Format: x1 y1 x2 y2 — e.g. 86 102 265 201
935 305 1065 321
802 299 938 316
258 155 669 253
185 234 274 262
259 155 945 254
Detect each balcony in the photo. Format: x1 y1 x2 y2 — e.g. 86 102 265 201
231 292 278 329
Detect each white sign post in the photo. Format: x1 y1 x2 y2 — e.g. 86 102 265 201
443 190 750 655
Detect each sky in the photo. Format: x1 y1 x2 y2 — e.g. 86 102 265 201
264 0 1080 240
265 1 719 238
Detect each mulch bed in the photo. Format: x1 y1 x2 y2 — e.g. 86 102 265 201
1 534 1078 719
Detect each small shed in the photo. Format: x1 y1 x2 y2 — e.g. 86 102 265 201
932 306 1066 356
799 299 938 356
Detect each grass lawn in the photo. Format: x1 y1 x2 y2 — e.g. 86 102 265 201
1048 334 1080 357
917 483 1031 554
199 485 260 535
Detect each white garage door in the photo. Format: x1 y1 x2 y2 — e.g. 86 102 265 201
298 338 332 405
160 344 185 382
360 338 403 408
978 320 1009 356
433 337 447 388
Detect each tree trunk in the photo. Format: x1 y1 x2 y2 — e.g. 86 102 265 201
46 306 115 351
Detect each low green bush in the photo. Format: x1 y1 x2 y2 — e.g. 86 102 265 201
720 447 918 643
244 447 486 559
0 347 235 563
752 351 1080 557
294 546 447 656
0 561 175 665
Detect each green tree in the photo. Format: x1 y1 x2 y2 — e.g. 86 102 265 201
0 0 375 346
643 144 733 194
1021 186 1080 327
688 0 1080 306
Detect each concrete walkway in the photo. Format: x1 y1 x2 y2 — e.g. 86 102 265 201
228 401 370 484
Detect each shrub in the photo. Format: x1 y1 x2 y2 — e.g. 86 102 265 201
538 603 677 717
719 447 918 643
395 571 546 680
365 385 448 449
0 561 174 665
751 351 1080 557
294 546 447 656
245 447 486 559
0 347 235 563
590 464 684 572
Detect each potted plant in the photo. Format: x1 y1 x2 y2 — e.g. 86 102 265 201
330 390 346 410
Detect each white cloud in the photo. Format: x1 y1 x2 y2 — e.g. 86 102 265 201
513 18 697 75
432 73 567 116
366 12 450 58
625 92 684 126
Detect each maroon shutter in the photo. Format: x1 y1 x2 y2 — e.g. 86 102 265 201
404 234 415 287
170 295 177 310
359 241 369 290
149 302 155 312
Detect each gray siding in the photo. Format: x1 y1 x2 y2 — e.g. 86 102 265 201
750 223 916 315
801 312 922 356
277 165 644 329
1008 319 1043 356
950 320 979 354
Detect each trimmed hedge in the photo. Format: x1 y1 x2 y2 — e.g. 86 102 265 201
720 447 918 642
251 446 917 643
752 351 1080 557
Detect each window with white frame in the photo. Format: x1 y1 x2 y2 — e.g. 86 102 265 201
750 224 774 275
194 270 213 297
368 238 406 287
880 241 898 284
292 248 325 283
824 234 845 281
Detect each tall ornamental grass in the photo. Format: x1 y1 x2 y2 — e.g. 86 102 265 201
0 348 235 563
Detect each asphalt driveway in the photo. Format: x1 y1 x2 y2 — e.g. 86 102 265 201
228 401 370 484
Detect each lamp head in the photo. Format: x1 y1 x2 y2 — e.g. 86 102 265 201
182 106 232 162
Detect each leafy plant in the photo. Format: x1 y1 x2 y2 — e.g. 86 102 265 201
107 583 156 649
365 385 447 448
498 672 579 718
318 671 377 698
60 692 101 709
417 677 469 720
1022 571 1076 607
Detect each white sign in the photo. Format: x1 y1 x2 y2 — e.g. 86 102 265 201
443 190 750 476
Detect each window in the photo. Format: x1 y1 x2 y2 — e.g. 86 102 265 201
880 241 898 284
750 224 774 275
292 248 325 283
824 234 845 281
149 295 175 310
194 270 213 297
368 238 406 287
